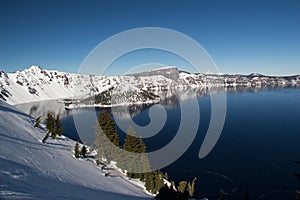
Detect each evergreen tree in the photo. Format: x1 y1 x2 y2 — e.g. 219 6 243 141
97 111 120 147
123 127 140 152
177 181 190 200
178 181 187 194
120 127 151 179
94 123 116 163
42 131 50 143
43 112 63 142
46 112 54 132
34 116 42 127
81 145 87 158
187 178 196 197
94 111 120 163
143 170 165 194
55 114 63 136
155 171 164 192
145 172 156 193
46 112 57 139
122 127 141 177
74 142 80 158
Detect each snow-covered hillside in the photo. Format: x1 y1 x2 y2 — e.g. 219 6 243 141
1 65 300 105
72 84 160 108
0 101 151 199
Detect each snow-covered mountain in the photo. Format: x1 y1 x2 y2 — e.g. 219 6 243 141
0 100 151 199
1 65 300 105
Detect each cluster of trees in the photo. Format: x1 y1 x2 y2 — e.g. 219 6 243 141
42 112 63 143
94 111 168 194
93 111 198 196
156 178 196 200
144 170 166 194
74 142 87 159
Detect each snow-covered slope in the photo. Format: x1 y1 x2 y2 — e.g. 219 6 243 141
1 65 300 105
72 83 160 108
0 101 151 199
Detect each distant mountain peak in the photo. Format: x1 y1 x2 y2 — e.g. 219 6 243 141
28 65 42 71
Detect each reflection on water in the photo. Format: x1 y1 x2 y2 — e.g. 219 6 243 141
15 86 299 120
15 100 70 119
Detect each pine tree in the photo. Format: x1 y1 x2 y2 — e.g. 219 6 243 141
97 111 120 147
94 123 116 163
55 114 63 136
42 131 50 143
74 142 80 158
46 112 54 132
46 112 57 139
138 136 149 172
34 116 42 127
177 181 187 194
120 127 135 176
121 127 150 178
44 112 64 141
123 127 141 152
81 145 87 158
145 172 156 193
177 180 189 200
155 171 164 192
187 178 196 197
94 111 120 163
143 171 165 194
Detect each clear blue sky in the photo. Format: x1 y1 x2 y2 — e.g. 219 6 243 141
0 0 299 75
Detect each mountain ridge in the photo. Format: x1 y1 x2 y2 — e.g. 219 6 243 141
1 65 299 105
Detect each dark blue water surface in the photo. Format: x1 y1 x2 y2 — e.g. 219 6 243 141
61 87 300 200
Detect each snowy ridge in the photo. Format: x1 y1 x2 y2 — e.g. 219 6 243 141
0 101 151 199
71 83 160 108
1 65 300 105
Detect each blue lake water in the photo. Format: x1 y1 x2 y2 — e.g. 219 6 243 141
17 87 300 199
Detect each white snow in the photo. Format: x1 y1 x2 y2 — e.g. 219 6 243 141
0 101 151 199
0 66 173 105
2 65 298 106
